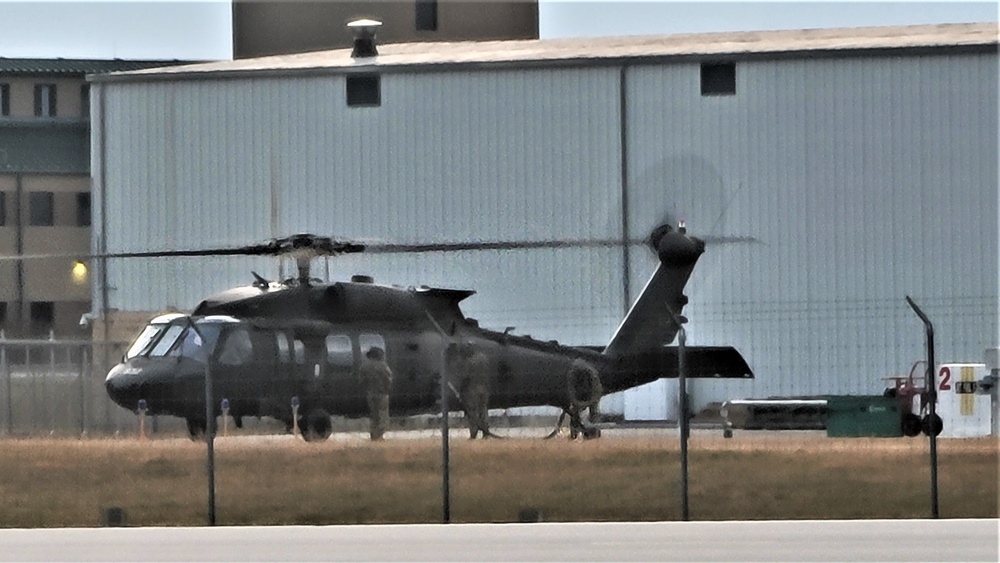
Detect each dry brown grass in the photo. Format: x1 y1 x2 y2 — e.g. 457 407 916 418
0 433 995 527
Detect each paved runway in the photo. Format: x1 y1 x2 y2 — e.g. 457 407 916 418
0 519 996 561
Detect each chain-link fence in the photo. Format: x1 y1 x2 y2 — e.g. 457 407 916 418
0 336 136 436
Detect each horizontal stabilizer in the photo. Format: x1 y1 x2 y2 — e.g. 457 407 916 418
602 345 753 394
651 346 753 378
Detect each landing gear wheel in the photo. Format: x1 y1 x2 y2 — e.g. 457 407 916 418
186 418 207 441
301 409 332 442
582 426 601 440
921 413 943 437
901 413 922 437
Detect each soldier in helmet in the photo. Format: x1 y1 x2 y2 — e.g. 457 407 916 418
567 358 603 439
358 346 393 441
458 341 492 439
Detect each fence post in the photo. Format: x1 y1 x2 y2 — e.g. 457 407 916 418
2 330 9 435
80 345 89 437
49 331 56 434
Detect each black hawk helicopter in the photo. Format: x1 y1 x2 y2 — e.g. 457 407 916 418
82 222 752 440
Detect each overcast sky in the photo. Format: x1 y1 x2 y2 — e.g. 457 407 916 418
0 1 995 60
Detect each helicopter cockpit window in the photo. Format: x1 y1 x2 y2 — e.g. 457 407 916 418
217 328 253 366
326 335 352 368
125 324 166 359
359 333 387 360
293 340 306 365
148 324 185 357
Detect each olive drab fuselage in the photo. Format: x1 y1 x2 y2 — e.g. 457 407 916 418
104 226 754 433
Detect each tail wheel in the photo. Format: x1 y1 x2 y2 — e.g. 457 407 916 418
901 413 922 437
301 409 332 442
921 413 943 437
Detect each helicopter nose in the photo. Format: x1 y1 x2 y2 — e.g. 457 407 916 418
105 364 143 410
106 363 177 412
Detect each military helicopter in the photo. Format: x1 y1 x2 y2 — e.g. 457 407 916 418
28 222 754 440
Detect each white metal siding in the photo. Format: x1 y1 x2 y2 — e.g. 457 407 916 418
623 53 998 416
94 51 998 418
97 68 626 345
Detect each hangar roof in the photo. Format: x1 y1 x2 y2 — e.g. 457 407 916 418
0 58 188 76
91 22 998 83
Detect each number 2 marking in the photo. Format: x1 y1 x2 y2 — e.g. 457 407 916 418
939 366 952 391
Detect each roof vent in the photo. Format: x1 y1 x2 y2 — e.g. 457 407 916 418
348 19 382 58
351 274 374 284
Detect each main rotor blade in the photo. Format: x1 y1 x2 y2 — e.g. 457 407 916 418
0 233 760 263
363 239 630 253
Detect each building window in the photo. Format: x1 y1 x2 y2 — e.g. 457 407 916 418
346 75 381 107
0 192 5 226
34 84 57 117
29 192 54 226
80 84 90 118
701 62 736 96
0 302 6 326
415 0 438 31
76 192 91 226
0 83 9 116
30 301 54 333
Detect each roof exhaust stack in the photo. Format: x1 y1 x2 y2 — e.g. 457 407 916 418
348 19 382 58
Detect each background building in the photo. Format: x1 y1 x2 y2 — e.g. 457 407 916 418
88 23 998 419
232 0 538 58
0 59 180 338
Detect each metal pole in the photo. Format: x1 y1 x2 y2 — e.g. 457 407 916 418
188 321 217 526
666 306 690 521
678 326 689 521
424 311 451 524
80 346 89 437
204 348 216 526
2 332 10 435
48 333 56 433
440 343 451 524
905 296 939 519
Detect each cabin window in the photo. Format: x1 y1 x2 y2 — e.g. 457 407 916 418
178 325 220 362
218 328 253 365
359 333 387 359
276 332 290 363
326 334 353 368
293 339 306 365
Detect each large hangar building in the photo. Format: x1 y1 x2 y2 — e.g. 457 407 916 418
89 23 998 419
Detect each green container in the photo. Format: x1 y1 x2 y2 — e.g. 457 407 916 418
825 395 903 438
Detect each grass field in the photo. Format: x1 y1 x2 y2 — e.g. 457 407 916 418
0 431 995 527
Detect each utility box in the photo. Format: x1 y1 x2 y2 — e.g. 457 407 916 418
826 395 903 438
932 363 993 437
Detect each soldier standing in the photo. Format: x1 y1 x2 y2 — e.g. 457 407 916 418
567 358 603 439
458 342 492 439
358 346 392 441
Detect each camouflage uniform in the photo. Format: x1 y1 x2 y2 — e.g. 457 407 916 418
358 347 393 441
459 343 492 439
567 358 602 438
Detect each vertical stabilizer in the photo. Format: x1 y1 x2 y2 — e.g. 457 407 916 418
603 225 704 357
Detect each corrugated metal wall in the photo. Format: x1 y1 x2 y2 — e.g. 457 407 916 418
94 68 627 345
93 51 998 418
623 52 998 417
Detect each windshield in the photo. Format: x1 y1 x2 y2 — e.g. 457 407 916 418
149 324 185 356
124 316 231 361
125 324 167 359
